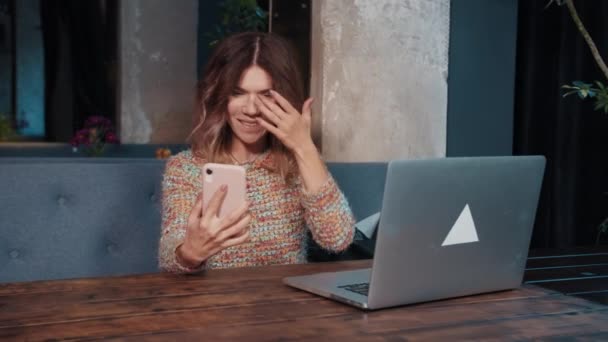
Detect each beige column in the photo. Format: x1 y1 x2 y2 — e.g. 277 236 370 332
118 0 198 143
311 0 450 161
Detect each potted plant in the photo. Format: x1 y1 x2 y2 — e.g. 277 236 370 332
70 116 119 157
0 114 28 142
549 0 608 244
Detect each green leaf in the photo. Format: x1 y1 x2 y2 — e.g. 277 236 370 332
241 0 257 9
599 217 608 233
204 0 268 43
255 7 267 19
579 89 589 99
594 101 602 111
563 81 599 99
596 99 608 114
562 90 579 98
573 81 592 88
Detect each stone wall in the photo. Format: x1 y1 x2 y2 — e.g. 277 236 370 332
310 0 450 161
119 0 198 144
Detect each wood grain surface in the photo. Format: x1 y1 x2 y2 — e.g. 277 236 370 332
2 258 608 340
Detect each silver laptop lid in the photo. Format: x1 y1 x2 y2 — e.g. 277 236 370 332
367 156 545 309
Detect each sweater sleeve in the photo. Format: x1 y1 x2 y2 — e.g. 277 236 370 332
300 175 356 252
158 153 206 274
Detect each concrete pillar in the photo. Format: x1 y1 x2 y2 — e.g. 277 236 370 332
311 0 450 161
119 0 198 143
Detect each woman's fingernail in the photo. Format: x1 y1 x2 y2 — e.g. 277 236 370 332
221 184 228 191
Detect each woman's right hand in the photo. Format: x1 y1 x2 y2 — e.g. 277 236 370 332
176 185 251 268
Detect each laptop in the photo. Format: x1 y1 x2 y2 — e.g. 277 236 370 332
284 156 546 310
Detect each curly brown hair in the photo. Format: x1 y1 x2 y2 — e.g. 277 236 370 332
189 32 305 179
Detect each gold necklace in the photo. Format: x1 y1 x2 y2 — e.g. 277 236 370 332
229 151 263 165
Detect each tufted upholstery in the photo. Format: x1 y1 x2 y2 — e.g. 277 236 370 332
0 144 189 158
0 159 164 283
0 158 387 283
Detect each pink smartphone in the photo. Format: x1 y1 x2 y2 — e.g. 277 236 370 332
202 163 247 219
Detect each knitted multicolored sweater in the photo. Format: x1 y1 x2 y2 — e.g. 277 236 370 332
158 149 356 273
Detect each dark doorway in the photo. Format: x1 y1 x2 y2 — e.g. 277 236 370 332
40 0 118 142
514 0 608 248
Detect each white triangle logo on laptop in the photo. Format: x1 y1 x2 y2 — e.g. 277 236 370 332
441 204 479 246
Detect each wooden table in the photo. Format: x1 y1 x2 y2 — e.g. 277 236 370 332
524 247 608 305
2 260 608 341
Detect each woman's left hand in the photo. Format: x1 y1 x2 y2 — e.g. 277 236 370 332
255 90 314 152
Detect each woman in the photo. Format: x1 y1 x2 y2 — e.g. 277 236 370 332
159 32 355 273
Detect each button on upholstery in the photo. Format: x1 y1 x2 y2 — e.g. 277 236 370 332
57 196 66 205
107 243 117 254
149 193 157 202
9 250 20 259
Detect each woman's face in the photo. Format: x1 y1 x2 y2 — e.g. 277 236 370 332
226 65 274 149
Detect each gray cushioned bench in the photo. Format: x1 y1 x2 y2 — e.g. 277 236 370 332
0 158 387 283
